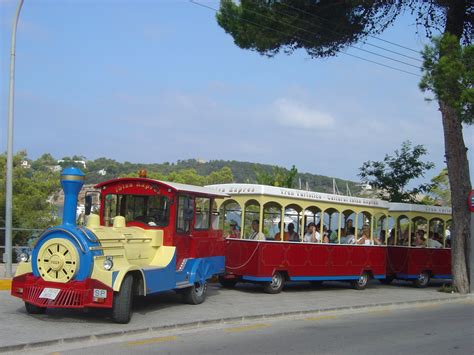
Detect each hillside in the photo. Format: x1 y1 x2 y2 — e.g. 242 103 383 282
79 158 361 195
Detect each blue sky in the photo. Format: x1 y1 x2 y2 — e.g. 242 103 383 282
1 0 472 184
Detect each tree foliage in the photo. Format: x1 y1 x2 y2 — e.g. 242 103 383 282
359 141 434 203
255 164 298 188
216 1 472 59
0 151 60 245
420 34 474 124
123 166 235 186
422 168 451 206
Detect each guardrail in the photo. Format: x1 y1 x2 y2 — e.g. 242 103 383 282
0 227 43 263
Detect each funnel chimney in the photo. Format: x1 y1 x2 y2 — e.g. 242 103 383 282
60 167 85 226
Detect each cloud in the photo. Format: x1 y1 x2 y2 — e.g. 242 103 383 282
272 98 335 129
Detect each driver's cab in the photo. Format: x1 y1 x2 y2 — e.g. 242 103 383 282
92 177 228 265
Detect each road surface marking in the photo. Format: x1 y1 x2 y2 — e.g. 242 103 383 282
304 315 338 321
415 304 440 310
366 309 392 316
225 324 271 333
127 336 177 346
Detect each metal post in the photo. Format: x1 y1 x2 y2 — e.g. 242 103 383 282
5 0 24 278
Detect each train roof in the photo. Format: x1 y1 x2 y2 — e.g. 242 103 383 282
388 202 451 215
205 183 390 209
95 178 229 198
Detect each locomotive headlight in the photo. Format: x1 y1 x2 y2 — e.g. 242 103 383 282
19 252 29 263
103 257 114 271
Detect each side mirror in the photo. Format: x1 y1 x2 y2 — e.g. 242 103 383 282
85 195 92 215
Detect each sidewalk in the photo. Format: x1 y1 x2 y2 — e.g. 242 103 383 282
0 280 470 352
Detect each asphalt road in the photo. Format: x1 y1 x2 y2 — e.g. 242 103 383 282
24 299 474 355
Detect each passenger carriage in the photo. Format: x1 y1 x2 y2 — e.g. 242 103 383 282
384 203 452 287
11 168 227 323
207 183 391 293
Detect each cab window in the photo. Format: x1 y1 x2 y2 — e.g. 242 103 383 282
103 194 170 227
195 197 211 230
176 195 194 233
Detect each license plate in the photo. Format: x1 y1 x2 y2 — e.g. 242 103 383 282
39 288 60 300
93 289 107 299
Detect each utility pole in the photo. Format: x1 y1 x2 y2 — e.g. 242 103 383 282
5 0 24 278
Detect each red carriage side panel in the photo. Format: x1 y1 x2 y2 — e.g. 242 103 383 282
225 240 386 281
386 246 451 280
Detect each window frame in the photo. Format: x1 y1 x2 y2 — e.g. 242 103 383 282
176 195 194 234
194 196 212 231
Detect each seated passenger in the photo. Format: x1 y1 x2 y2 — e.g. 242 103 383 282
226 221 240 239
344 219 354 235
378 230 387 245
248 219 266 241
322 226 330 243
426 232 443 248
356 230 379 245
329 229 339 243
287 223 299 242
414 230 426 247
303 222 320 243
274 223 289 241
340 227 356 244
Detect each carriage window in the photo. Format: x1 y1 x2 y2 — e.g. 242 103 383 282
195 197 211 230
177 195 194 233
103 194 169 227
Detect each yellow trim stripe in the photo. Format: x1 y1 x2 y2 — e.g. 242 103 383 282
61 175 85 181
304 315 338 321
224 323 270 333
127 336 177 346
0 279 12 291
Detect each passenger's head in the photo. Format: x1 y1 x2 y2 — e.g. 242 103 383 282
251 219 259 231
288 223 295 232
307 222 315 231
346 219 353 228
416 230 425 239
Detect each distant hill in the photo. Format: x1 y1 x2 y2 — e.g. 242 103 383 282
79 158 361 195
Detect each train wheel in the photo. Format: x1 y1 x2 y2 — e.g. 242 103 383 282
112 274 133 324
183 281 208 305
219 276 238 289
263 272 285 294
351 272 370 290
413 272 430 288
25 302 46 314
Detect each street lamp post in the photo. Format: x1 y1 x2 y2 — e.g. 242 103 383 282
5 0 24 278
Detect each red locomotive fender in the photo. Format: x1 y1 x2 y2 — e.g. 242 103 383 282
11 273 114 309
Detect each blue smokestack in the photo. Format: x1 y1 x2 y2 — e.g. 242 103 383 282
60 167 85 226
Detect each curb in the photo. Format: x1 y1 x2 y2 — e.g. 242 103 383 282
0 279 11 291
0 294 471 353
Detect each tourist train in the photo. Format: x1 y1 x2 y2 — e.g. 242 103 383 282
11 169 452 323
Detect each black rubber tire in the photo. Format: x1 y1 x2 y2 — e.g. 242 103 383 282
263 272 285 294
25 302 46 314
413 271 430 288
182 281 208 305
380 276 395 285
112 274 133 324
351 272 370 290
219 276 238 289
